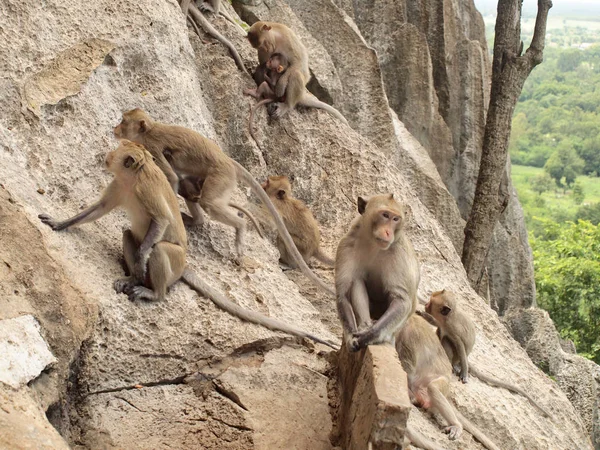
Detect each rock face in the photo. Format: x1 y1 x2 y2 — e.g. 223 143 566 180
0 0 595 449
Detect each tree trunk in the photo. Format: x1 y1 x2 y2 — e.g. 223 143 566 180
462 0 552 290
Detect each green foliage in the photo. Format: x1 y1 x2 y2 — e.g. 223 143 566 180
509 44 600 175
576 202 600 225
573 182 585 205
544 144 585 188
530 172 555 195
532 219 600 363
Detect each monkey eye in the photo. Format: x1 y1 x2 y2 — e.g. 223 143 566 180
382 212 390 219
393 216 400 222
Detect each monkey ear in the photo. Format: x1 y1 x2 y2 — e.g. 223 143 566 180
123 156 135 168
277 65 284 73
441 305 452 316
139 120 147 132
357 196 368 215
277 189 286 200
262 24 271 31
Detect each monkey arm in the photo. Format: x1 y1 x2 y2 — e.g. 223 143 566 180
154 151 180 193
453 337 470 383
415 310 439 327
133 219 167 282
335 259 359 336
39 183 120 231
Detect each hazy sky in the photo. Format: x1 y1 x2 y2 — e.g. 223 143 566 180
474 0 600 16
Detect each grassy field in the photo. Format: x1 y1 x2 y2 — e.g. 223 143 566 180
511 165 600 226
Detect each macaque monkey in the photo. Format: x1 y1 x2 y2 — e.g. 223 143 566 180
178 176 264 238
262 176 335 267
421 290 552 418
39 141 338 349
244 52 288 149
397 315 501 450
246 21 348 124
335 194 420 351
181 1 248 76
114 108 335 296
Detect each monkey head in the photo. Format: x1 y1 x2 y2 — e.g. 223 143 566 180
267 53 288 74
106 140 153 175
246 21 274 52
114 108 153 143
425 289 456 322
357 193 405 250
262 175 292 200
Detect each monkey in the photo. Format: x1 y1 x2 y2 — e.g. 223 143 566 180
38 140 339 349
262 176 335 268
114 108 335 296
419 290 553 418
178 175 265 238
182 1 249 76
243 52 288 150
246 21 348 124
335 194 420 352
396 314 501 450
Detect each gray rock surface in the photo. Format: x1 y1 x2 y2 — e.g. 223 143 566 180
0 315 57 389
0 0 595 448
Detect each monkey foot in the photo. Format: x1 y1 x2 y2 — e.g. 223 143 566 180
182 213 204 227
114 277 136 294
459 374 469 384
444 425 462 440
127 286 157 302
244 88 259 98
38 213 62 231
271 103 291 119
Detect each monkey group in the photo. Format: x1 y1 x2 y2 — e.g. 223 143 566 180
36 11 549 450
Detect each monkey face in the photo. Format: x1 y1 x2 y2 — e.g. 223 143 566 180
246 22 272 50
106 140 148 174
114 109 150 142
371 209 402 249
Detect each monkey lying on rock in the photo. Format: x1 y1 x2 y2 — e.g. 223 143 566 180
39 140 338 349
419 289 552 418
335 194 420 351
246 21 348 124
262 176 335 268
114 108 335 296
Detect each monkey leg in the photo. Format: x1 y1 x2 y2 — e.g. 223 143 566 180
114 230 143 294
244 82 274 100
183 199 206 226
428 378 463 440
277 236 297 268
351 279 373 330
127 242 186 302
273 71 304 119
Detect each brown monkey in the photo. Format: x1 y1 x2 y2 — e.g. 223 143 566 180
262 176 334 267
335 194 420 351
421 290 552 418
178 176 264 238
246 21 348 124
183 1 249 76
114 108 335 296
39 141 338 349
244 52 288 149
40 140 187 302
397 315 501 450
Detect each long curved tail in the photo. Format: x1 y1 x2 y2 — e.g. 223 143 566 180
249 99 273 151
469 365 552 419
188 4 249 76
182 269 339 349
216 7 246 35
229 202 265 239
405 426 447 450
231 159 336 296
299 94 349 125
454 410 501 450
314 248 335 267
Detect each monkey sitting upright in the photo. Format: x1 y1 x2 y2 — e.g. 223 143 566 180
335 194 420 351
246 21 348 124
39 140 338 349
396 314 501 450
420 290 552 418
262 176 335 268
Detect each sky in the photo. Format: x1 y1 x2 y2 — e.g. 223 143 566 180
474 0 600 17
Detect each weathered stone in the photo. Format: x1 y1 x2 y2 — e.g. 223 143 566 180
338 344 411 450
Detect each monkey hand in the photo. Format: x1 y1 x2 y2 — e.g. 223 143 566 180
271 103 291 119
39 213 65 231
444 425 462 440
349 330 371 352
459 372 469 384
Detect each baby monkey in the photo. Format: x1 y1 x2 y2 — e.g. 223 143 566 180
421 290 552 418
262 176 334 268
244 53 288 149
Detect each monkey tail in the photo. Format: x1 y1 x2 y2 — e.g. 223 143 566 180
469 365 553 419
216 7 247 35
299 94 349 125
405 426 447 450
188 4 249 76
249 99 273 151
454 410 501 450
229 202 265 239
182 269 340 349
314 248 335 267
231 160 336 296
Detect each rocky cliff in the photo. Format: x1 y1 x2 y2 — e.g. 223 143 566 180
0 0 596 448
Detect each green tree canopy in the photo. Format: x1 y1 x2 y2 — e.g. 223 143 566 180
544 144 584 188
